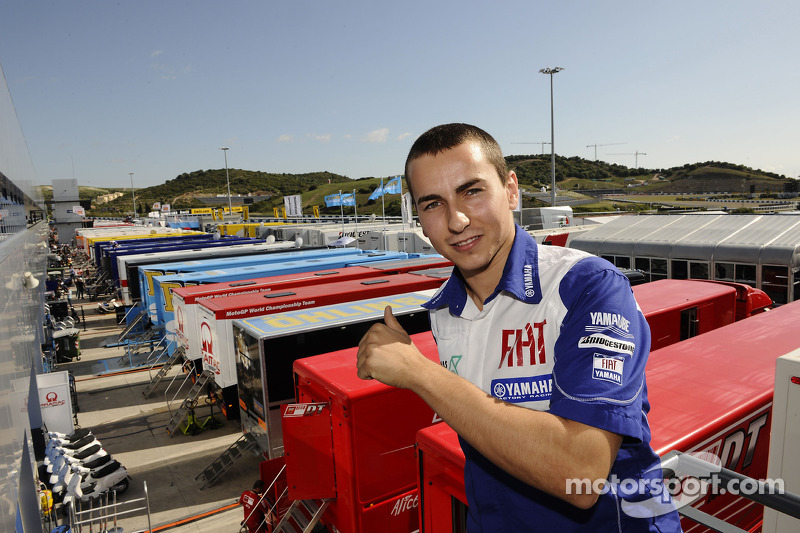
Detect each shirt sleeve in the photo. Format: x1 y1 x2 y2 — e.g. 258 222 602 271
548 256 650 442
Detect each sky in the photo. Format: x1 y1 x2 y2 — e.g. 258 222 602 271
1 1 799 189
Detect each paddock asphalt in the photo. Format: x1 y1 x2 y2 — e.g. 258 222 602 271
47 296 261 533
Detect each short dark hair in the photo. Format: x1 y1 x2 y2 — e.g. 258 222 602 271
404 123 508 199
253 479 265 491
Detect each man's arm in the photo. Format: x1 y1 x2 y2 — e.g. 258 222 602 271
357 306 622 509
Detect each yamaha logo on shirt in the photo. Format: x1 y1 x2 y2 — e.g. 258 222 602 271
523 264 535 298
491 374 552 403
592 353 625 385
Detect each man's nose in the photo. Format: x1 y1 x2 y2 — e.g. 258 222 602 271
448 207 470 233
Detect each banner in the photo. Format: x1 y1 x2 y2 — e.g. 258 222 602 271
312 205 320 218
162 203 171 214
273 207 280 218
368 183 385 201
72 205 85 217
284 194 302 217
384 176 403 194
324 193 342 207
340 193 356 207
152 202 161 211
401 192 414 224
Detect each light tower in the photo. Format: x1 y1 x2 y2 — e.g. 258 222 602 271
129 171 137 218
539 66 563 206
219 147 232 216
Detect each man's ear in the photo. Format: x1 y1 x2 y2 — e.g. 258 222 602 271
506 170 520 210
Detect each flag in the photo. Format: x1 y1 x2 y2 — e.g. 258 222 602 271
368 183 385 201
284 194 302 217
401 192 414 224
325 193 342 207
340 193 356 207
384 176 403 194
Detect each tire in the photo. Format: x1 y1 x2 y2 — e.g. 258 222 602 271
111 477 129 494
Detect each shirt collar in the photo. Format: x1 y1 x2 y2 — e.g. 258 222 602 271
423 225 542 316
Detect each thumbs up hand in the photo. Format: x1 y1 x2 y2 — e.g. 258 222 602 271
356 305 427 388
382 304 406 334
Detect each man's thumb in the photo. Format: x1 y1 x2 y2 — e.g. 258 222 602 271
384 305 405 333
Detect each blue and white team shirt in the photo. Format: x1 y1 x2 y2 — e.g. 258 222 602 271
423 226 682 532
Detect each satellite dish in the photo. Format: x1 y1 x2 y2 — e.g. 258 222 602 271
294 237 304 248
266 235 276 244
330 236 356 247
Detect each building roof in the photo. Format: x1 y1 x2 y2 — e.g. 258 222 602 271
570 214 800 268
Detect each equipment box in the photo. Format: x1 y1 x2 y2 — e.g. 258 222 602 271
53 328 80 362
283 331 440 533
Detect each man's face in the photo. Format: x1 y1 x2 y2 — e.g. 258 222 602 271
408 141 518 279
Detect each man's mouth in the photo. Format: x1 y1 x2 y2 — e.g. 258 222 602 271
451 235 479 249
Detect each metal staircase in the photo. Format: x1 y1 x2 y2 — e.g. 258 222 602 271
116 308 147 341
142 346 186 398
164 370 214 436
272 498 331 533
195 432 268 489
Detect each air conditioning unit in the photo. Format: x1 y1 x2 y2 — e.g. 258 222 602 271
763 347 800 532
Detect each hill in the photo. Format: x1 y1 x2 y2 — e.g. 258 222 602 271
507 155 792 193
80 156 796 217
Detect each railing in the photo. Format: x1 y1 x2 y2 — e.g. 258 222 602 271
67 480 152 533
660 450 800 532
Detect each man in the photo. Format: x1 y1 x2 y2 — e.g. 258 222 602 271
239 479 275 533
357 124 681 531
74 275 85 299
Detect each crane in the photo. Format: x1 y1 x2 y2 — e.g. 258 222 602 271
511 141 551 155
609 150 648 169
586 142 626 161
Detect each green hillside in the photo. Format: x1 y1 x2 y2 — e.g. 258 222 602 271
76 156 796 217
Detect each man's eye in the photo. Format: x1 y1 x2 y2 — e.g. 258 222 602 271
422 201 440 211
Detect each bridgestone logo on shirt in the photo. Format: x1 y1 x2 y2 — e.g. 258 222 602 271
578 333 635 355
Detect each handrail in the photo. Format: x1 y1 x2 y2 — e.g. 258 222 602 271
240 469 286 533
660 450 800 532
164 360 196 420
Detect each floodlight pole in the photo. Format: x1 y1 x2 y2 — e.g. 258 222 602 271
129 172 137 218
539 66 563 207
220 147 232 216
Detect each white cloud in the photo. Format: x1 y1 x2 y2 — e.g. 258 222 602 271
397 132 412 141
363 128 389 143
277 134 293 142
308 133 331 143
151 50 163 57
